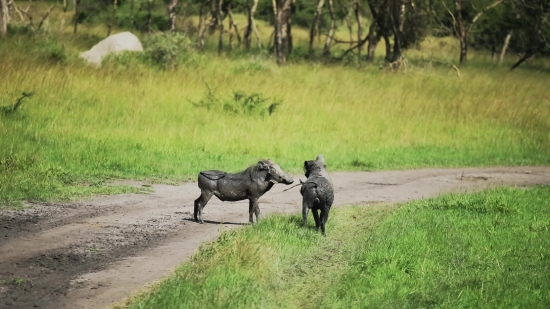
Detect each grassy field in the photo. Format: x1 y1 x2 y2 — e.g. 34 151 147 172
116 186 550 309
1 4 550 206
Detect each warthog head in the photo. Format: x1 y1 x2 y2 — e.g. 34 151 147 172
258 160 294 185
303 154 327 178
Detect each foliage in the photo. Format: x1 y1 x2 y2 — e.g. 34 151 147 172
190 85 282 117
0 31 549 204
119 187 550 309
142 32 194 69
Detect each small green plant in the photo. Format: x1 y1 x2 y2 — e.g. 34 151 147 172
190 85 282 117
224 91 282 116
5 277 32 288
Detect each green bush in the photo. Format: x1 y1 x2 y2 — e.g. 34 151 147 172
190 86 282 117
142 32 194 69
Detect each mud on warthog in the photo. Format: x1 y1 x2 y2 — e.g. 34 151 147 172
301 154 334 236
193 159 294 224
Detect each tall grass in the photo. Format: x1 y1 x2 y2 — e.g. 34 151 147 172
1 13 550 204
120 187 550 309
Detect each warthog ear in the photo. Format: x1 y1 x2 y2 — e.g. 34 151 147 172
316 154 325 164
258 161 269 170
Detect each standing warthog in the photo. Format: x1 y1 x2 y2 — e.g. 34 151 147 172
194 160 294 224
301 154 334 236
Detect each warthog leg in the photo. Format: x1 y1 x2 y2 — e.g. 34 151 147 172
312 208 321 230
320 208 329 236
254 202 261 222
194 191 213 224
248 198 259 224
302 198 312 227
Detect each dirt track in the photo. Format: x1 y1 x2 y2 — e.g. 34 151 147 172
1 167 549 309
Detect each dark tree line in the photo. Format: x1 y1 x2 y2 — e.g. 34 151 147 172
0 0 548 68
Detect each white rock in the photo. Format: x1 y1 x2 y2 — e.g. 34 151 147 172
79 32 143 66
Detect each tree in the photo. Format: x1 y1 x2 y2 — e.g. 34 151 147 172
447 0 503 64
108 0 118 36
0 0 8 37
165 0 179 31
274 0 293 64
244 0 262 49
309 0 325 53
508 0 550 70
323 0 335 55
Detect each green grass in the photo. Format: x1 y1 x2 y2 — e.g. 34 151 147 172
118 186 550 309
1 6 550 205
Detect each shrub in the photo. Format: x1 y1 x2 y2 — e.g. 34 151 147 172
190 86 282 117
142 32 194 69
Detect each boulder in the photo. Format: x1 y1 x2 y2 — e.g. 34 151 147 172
79 32 143 66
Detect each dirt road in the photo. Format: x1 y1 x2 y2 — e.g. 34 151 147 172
1 167 549 309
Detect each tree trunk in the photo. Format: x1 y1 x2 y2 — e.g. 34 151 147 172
383 33 391 62
309 0 325 54
244 0 252 49
499 31 512 65
366 23 378 61
208 0 218 34
456 0 467 64
73 0 77 35
228 7 233 49
0 0 7 38
217 0 224 54
244 0 261 49
197 0 208 48
287 0 294 55
250 0 261 48
227 6 241 49
391 0 405 62
353 0 363 62
130 0 135 29
244 0 262 50
287 12 293 55
272 0 278 57
274 0 292 64
167 0 178 31
63 0 68 12
323 0 335 56
147 0 152 34
108 0 117 37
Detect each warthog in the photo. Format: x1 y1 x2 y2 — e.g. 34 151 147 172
301 154 334 236
194 160 294 224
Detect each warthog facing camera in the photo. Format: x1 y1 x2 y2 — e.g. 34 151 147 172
194 160 294 224
301 154 334 236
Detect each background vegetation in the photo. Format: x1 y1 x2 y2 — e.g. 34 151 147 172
1 1 549 207
116 186 550 309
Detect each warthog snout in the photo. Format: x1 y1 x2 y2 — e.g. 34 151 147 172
283 174 294 185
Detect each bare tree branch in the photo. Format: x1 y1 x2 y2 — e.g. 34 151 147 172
37 6 54 31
